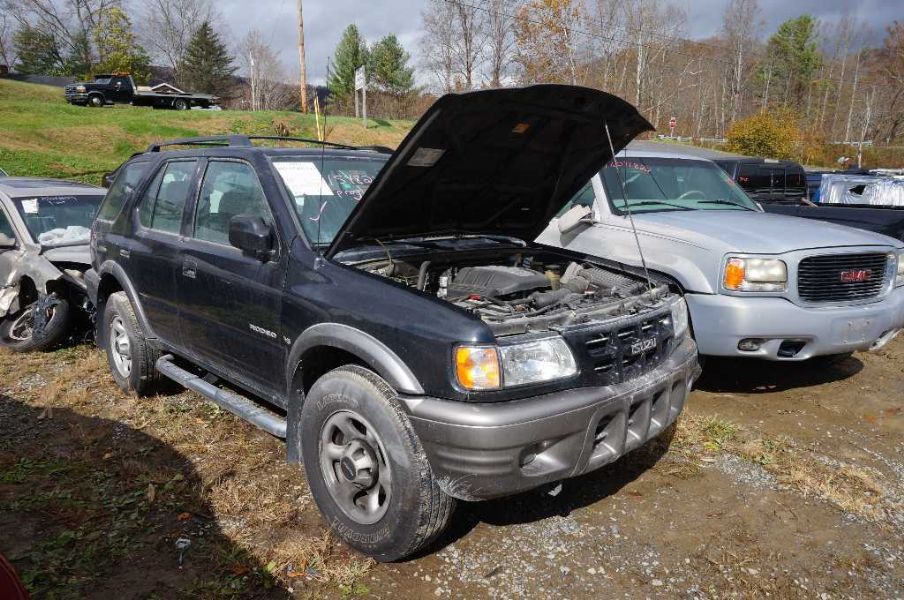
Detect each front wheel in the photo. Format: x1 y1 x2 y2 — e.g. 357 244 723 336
0 295 70 352
88 95 104 107
300 365 455 561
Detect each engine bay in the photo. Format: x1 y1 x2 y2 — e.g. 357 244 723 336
354 250 671 335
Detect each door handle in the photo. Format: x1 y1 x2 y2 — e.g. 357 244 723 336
182 259 197 279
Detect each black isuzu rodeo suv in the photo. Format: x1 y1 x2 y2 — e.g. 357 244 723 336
86 85 700 561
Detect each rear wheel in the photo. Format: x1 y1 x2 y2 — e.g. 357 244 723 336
0 295 70 352
300 365 455 561
173 98 189 111
102 292 162 395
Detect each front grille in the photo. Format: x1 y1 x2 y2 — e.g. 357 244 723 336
798 253 889 302
562 309 674 387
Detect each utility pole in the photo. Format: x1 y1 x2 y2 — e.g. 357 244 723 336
296 0 308 113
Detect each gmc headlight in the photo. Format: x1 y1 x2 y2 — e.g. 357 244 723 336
896 251 904 287
670 297 689 340
723 257 787 292
455 338 577 390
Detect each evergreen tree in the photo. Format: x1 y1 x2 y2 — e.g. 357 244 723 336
327 25 369 99
178 21 237 96
60 32 93 78
13 26 63 75
370 34 415 96
92 7 151 83
758 15 821 109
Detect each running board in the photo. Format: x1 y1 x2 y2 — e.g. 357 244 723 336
155 354 287 438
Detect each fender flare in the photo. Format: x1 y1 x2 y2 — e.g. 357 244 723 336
95 260 157 341
285 323 424 397
284 323 424 464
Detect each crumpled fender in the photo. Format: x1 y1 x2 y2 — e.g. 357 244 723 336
0 244 65 318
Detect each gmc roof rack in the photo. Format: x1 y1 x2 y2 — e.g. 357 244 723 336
145 135 393 154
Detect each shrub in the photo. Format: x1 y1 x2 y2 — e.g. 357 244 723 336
726 108 800 159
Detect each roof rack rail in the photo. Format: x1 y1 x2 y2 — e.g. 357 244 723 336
145 135 392 154
146 135 252 153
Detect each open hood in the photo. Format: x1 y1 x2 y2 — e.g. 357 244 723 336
327 85 652 257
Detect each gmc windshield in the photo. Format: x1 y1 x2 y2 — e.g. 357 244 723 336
601 157 757 214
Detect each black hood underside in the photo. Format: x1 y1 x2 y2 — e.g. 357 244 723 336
327 85 653 257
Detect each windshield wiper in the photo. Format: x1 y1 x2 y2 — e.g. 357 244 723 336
618 201 695 211
697 199 753 210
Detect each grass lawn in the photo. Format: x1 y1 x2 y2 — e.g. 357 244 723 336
0 78 413 185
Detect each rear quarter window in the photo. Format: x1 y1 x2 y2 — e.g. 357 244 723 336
737 164 770 190
96 161 149 222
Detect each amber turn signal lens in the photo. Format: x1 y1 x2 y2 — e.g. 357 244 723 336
455 346 500 390
723 258 746 290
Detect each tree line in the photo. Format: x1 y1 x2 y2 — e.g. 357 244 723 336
1 0 902 157
419 0 904 152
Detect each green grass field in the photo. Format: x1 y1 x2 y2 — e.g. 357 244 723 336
0 78 413 184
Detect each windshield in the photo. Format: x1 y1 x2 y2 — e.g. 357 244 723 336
272 156 387 246
13 195 102 246
600 157 758 213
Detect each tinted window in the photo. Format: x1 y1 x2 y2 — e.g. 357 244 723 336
195 161 271 245
96 161 148 221
142 160 197 234
786 166 806 190
0 208 14 240
736 163 770 190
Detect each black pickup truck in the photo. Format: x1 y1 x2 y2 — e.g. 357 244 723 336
86 85 698 560
65 74 217 110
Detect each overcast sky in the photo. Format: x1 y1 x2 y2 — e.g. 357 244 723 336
213 0 900 85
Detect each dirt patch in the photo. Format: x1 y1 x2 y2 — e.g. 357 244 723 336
1 337 902 598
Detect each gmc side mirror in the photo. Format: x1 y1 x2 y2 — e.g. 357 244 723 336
229 215 274 260
0 233 16 249
557 204 594 234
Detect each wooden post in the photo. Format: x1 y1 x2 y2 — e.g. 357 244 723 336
297 0 308 113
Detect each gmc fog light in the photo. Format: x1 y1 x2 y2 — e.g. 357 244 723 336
738 338 764 352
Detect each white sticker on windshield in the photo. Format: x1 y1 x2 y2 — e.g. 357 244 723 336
21 199 39 214
274 162 334 197
407 147 445 167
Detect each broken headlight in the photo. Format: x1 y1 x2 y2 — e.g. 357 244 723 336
455 337 577 390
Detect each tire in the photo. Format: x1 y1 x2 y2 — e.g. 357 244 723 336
300 365 455 562
0 295 70 352
173 98 188 111
88 95 104 107
101 291 162 396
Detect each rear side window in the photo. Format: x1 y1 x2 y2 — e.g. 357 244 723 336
138 160 197 234
736 164 770 190
194 160 271 245
96 161 148 222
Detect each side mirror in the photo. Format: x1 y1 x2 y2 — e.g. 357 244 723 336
229 215 274 260
557 204 594 234
0 233 16 249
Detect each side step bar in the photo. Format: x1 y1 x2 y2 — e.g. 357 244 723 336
156 354 287 439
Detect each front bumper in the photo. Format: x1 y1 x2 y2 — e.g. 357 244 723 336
400 336 699 501
687 286 904 360
65 92 89 104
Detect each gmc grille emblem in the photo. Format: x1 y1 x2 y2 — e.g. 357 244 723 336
629 338 657 355
839 269 872 283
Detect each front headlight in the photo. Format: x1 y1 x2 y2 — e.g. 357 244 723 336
896 251 904 287
455 338 577 390
76 85 86 93
670 297 689 340
723 257 787 292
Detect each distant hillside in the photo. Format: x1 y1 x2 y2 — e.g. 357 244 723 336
0 78 413 184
